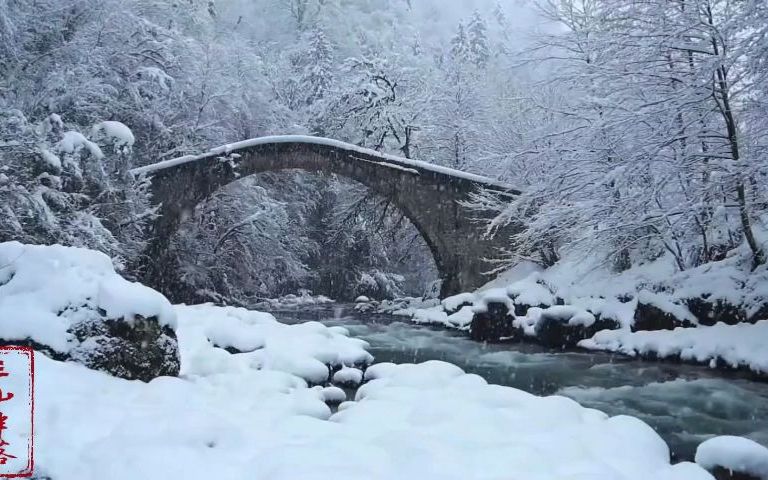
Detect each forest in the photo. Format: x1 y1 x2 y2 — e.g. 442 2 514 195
2 0 767 306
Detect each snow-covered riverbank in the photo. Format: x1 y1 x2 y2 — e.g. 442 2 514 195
387 250 768 379
2 242 765 479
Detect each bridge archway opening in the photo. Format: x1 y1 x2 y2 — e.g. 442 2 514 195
167 169 440 303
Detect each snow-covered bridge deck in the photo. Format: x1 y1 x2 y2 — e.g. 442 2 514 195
131 135 520 194
134 135 521 300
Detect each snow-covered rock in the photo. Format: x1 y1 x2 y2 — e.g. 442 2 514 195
412 307 449 326
634 290 698 331
0 242 179 380
446 305 474 329
533 305 619 349
174 304 373 384
506 275 556 315
441 292 475 313
332 366 364 387
696 436 768 480
319 385 347 404
580 320 768 375
354 295 371 303
256 291 335 309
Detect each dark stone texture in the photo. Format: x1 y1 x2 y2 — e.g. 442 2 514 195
534 314 620 349
708 466 762 480
632 301 695 331
445 301 473 316
750 302 768 324
685 296 747 326
68 312 180 381
469 302 519 342
513 301 549 318
136 140 521 302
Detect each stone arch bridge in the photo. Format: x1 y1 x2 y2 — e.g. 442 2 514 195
131 136 520 300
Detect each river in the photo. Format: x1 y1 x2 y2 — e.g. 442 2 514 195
271 304 768 463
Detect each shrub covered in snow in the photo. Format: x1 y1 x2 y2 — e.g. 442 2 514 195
0 111 152 266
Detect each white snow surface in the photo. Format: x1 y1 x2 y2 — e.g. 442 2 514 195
471 287 515 314
506 275 555 307
332 366 364 386
696 436 768 478
130 135 519 191
580 321 768 374
175 304 373 383
0 242 175 352
442 292 475 312
11 352 713 480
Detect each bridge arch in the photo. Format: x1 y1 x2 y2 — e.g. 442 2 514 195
132 136 520 301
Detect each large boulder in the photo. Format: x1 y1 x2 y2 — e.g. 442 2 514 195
506 277 556 317
632 291 697 331
684 296 747 326
469 301 518 342
0 242 180 381
68 312 179 381
534 306 619 349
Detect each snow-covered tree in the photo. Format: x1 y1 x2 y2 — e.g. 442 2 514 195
467 11 490 68
301 27 334 107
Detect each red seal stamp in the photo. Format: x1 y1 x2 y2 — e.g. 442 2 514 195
0 347 33 478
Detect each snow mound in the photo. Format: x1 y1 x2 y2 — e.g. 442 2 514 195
442 292 475 312
412 307 449 325
506 275 555 307
447 305 474 329
472 287 514 314
91 121 135 149
57 130 104 159
318 385 347 404
0 242 176 352
580 321 768 374
174 304 373 383
333 366 364 386
540 305 596 327
696 436 768 478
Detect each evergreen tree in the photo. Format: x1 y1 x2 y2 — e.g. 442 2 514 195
467 11 490 68
450 22 471 63
301 27 334 106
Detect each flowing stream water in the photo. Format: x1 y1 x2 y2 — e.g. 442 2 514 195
271 304 768 463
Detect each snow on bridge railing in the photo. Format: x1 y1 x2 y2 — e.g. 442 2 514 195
130 135 521 193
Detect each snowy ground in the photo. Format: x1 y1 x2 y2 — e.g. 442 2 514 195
10 345 715 480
